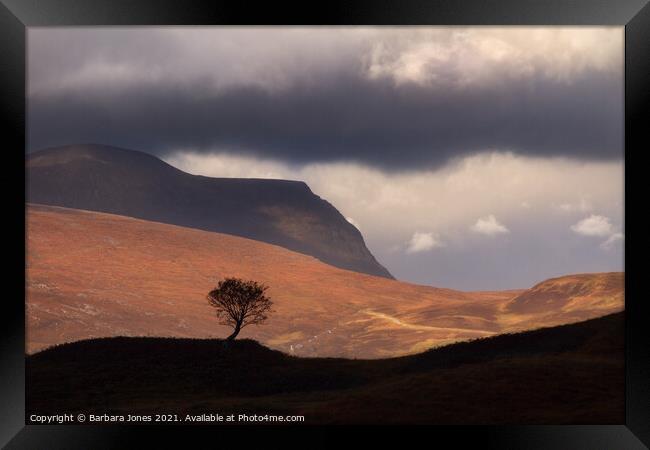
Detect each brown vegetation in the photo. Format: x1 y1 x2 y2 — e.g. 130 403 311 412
26 204 624 358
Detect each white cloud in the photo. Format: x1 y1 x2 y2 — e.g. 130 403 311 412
363 28 622 87
557 198 592 212
164 152 293 180
570 214 614 237
571 214 624 250
601 232 624 249
471 215 510 236
405 232 444 254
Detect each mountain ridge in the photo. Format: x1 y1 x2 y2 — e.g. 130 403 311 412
26 143 393 279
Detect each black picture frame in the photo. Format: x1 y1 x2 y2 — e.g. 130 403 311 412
2 0 648 448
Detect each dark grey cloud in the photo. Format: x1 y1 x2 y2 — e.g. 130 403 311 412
28 70 622 170
27 27 623 170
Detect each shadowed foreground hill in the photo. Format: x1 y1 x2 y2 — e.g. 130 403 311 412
27 312 624 424
26 144 392 278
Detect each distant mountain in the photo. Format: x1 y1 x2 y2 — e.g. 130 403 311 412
26 144 392 279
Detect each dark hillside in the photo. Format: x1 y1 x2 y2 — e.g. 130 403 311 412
27 312 624 424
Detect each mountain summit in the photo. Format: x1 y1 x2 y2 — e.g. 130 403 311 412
26 144 393 279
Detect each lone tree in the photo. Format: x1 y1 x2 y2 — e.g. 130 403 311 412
207 277 273 341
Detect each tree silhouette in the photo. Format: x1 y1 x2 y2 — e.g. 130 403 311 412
207 277 273 341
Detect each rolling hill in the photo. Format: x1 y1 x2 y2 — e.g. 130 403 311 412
503 272 624 329
26 312 624 424
26 144 392 278
26 204 625 358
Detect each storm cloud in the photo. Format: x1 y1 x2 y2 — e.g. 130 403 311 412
28 27 623 170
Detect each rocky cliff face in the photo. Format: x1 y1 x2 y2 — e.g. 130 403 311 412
26 144 393 279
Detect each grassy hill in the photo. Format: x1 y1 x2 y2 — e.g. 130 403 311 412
26 312 624 424
26 204 624 358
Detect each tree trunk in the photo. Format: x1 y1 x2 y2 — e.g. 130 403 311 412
226 323 241 341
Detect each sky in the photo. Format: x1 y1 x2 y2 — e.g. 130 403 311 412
27 27 624 290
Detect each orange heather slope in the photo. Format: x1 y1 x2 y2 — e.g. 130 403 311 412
500 272 624 331
26 204 624 358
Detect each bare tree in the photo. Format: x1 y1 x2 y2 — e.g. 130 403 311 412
207 277 273 341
